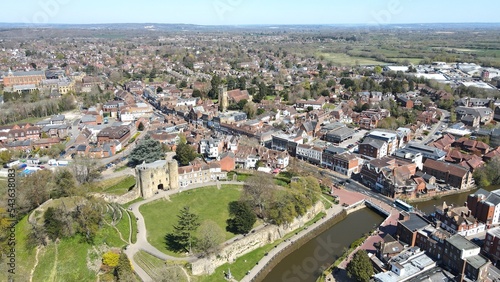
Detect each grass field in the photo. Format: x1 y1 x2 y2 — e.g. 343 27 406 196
134 251 190 282
199 211 327 282
10 201 134 281
320 52 386 66
32 236 96 282
91 175 136 195
140 185 244 256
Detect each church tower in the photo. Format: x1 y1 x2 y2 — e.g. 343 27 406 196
218 86 228 112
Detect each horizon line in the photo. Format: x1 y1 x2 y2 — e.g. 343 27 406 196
1 21 500 27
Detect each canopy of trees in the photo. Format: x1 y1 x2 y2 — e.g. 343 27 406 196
129 135 164 166
242 174 321 227
226 201 257 234
346 250 374 282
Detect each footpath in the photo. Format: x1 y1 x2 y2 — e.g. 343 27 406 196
124 181 242 282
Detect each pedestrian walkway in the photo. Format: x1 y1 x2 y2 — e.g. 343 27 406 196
240 204 344 282
124 180 243 282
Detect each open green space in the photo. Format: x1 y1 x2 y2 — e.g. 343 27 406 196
91 175 136 195
103 176 136 195
319 52 386 66
32 236 96 282
134 251 190 282
140 185 244 257
199 211 327 282
10 199 134 280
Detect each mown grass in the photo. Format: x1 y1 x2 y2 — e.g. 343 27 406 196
140 185 244 257
102 176 136 195
199 211 326 282
319 52 386 66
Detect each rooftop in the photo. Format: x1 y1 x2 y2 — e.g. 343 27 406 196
446 234 479 251
400 213 431 232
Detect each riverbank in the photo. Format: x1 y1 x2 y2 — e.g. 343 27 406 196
406 185 478 204
322 199 399 282
247 188 379 282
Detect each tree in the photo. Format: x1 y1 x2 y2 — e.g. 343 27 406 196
156 86 163 93
374 66 383 74
102 251 120 267
267 192 297 227
129 135 164 166
17 170 54 217
474 156 500 188
192 89 202 98
346 250 374 282
51 169 77 198
243 101 257 118
175 143 197 166
71 156 102 184
226 201 257 234
0 150 12 166
242 173 275 218
197 220 225 256
169 206 200 253
44 207 64 241
138 122 145 131
115 253 136 282
73 201 102 244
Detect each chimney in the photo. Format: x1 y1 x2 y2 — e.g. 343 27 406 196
435 220 441 229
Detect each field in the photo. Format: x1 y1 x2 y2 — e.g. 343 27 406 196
319 52 386 66
134 251 190 282
6 200 137 281
199 211 326 282
139 184 245 257
91 175 136 195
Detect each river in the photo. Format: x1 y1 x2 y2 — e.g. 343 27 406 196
261 209 384 282
414 185 500 215
261 185 500 282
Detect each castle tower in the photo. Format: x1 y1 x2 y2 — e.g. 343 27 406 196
218 86 228 112
168 160 179 190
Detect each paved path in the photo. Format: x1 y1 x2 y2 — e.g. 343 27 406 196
124 181 243 282
240 204 345 282
326 201 399 282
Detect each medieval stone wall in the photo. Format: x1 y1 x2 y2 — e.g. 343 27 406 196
191 201 325 275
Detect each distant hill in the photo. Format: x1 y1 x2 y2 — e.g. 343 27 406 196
0 22 499 31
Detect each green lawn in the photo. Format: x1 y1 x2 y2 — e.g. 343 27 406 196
6 216 37 279
91 175 136 195
102 175 136 195
140 185 244 257
32 236 97 281
319 52 387 66
134 251 191 281
21 203 133 281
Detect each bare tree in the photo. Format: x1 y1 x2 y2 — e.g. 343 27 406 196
196 220 225 256
242 173 276 218
71 156 102 184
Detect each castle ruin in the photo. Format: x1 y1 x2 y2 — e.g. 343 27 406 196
135 160 179 199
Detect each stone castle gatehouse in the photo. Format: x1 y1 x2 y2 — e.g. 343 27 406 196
135 160 179 199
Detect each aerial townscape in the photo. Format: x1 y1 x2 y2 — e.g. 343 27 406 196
1 3 500 282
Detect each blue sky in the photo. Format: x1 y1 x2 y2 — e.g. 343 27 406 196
2 0 498 25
